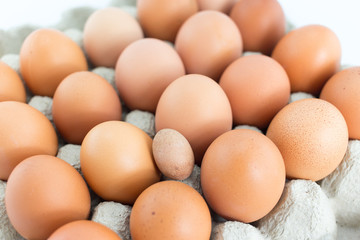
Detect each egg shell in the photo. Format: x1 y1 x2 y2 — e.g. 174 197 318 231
5 155 91 240
175 10 243 81
0 101 58 180
266 98 348 181
115 38 185 112
271 24 341 96
130 181 212 240
196 0 236 14
320 66 360 140
137 0 198 42
20 28 88 97
219 54 290 129
201 128 285 223
80 121 160 205
83 7 143 68
0 61 26 102
230 0 286 55
155 74 233 165
48 220 122 240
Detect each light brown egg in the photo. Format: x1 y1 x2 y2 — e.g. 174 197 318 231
137 0 198 42
48 220 122 240
115 38 185 112
230 0 286 55
83 7 144 68
0 101 58 180
5 155 91 240
80 121 160 205
20 28 88 97
175 10 243 81
52 71 122 144
130 181 211 240
271 24 341 96
0 61 26 102
320 66 360 139
219 54 290 129
155 74 233 165
266 98 348 181
196 0 236 14
201 129 285 223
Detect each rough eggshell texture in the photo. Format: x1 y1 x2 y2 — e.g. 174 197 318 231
152 128 195 180
115 38 185 112
80 121 160 205
155 74 233 165
201 129 285 223
271 24 341 96
83 7 144 68
0 101 58 180
20 28 88 97
320 66 360 140
196 0 237 14
266 98 348 181
5 155 91 240
52 71 122 144
130 181 212 240
0 61 26 102
175 10 243 81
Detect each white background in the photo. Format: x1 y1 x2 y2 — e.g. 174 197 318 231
0 0 358 66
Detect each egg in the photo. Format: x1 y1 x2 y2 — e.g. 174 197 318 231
320 66 360 139
5 155 91 240
219 54 290 129
155 74 233 165
137 0 198 42
48 220 122 240
0 101 58 180
196 0 236 14
266 98 348 181
80 121 160 204
83 7 144 68
175 10 243 81
115 38 185 112
52 71 122 144
0 61 26 102
130 181 212 240
20 28 88 97
271 24 341 95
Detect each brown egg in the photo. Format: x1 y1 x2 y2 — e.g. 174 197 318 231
175 10 243 81
230 0 286 55
80 121 160 204
271 24 341 96
196 0 236 14
115 38 185 112
5 155 91 240
48 220 122 240
155 74 233 165
137 0 198 42
130 181 211 240
320 66 360 139
219 54 290 129
83 7 144 68
201 129 285 223
0 101 58 180
52 71 122 144
0 61 26 102
266 98 348 181
152 128 195 180
20 28 88 97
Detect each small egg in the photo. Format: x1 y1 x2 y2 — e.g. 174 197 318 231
152 128 195 180
83 7 144 67
20 28 88 97
196 0 237 14
266 98 348 181
52 71 122 144
48 220 122 240
130 181 212 240
80 121 160 204
175 10 243 81
201 129 285 223
5 155 91 240
0 61 26 102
